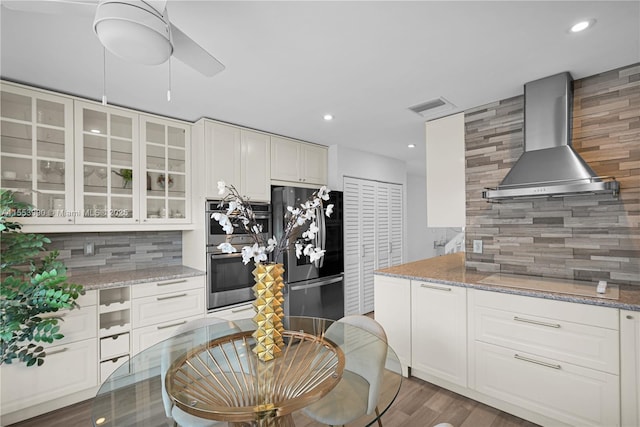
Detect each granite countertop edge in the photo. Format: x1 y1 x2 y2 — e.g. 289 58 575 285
375 254 640 312
71 266 206 291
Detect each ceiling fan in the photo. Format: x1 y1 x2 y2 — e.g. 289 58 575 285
2 0 225 77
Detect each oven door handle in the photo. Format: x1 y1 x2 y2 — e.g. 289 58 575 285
210 252 244 260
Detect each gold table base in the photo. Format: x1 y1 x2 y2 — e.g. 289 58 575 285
166 329 345 425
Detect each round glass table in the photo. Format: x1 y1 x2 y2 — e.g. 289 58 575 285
92 316 402 427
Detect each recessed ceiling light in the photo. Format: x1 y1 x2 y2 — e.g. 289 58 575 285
95 417 107 425
570 19 595 33
408 144 416 148
323 114 333 121
90 129 101 134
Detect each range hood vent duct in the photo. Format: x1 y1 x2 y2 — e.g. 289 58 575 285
482 72 619 201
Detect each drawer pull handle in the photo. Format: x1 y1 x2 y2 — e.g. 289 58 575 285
47 347 68 356
420 283 452 292
157 279 187 287
513 316 560 329
157 293 187 301
231 306 253 313
514 354 561 370
627 315 634 320
157 320 187 330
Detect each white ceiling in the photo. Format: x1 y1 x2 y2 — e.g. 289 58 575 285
1 1 639 176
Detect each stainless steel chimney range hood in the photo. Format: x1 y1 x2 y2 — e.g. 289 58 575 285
482 72 619 201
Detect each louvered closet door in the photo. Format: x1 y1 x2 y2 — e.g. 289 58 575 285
376 183 391 270
344 177 401 315
343 177 362 315
388 183 403 266
360 181 377 313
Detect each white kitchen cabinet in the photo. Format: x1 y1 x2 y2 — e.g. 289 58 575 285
425 112 465 227
271 136 327 186
0 290 98 422
74 100 139 224
621 310 640 427
131 275 205 354
0 338 98 415
373 275 411 376
468 289 620 427
344 177 404 315
0 82 75 224
411 280 467 388
140 115 191 224
204 120 271 202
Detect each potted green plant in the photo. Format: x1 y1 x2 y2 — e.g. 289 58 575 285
0 190 84 367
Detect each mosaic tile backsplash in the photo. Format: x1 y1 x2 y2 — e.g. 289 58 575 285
46 231 183 276
464 64 640 286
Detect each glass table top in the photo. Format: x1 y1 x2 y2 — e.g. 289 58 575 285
92 316 402 427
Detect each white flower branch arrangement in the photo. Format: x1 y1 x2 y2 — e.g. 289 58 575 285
212 182 334 265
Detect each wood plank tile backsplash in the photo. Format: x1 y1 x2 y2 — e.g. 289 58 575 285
465 64 640 285
46 231 183 276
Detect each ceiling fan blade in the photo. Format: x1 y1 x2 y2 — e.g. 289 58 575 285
1 0 96 16
170 23 225 77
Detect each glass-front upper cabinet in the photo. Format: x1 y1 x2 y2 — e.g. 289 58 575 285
140 115 190 223
74 101 139 224
0 83 74 224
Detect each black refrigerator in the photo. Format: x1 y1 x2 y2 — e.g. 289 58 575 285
271 186 344 320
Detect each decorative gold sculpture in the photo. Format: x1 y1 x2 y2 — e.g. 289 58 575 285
252 263 286 362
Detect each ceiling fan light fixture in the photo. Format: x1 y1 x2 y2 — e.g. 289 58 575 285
94 1 173 65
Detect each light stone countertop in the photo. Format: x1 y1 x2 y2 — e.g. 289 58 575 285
69 265 206 291
375 253 640 312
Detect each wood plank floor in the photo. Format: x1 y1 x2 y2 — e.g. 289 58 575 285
8 376 539 427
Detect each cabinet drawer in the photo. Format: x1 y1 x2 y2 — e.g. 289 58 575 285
472 305 619 373
132 288 204 328
471 289 618 329
471 341 619 427
41 304 97 347
207 302 254 321
77 290 98 307
131 276 204 299
100 333 130 360
132 314 203 355
100 355 129 383
0 339 98 415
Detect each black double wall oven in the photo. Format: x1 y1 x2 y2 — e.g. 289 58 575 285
205 200 271 311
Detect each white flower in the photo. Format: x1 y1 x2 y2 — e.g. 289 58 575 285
308 247 326 263
295 242 303 258
212 212 234 234
325 204 334 217
217 181 226 195
302 244 314 256
217 242 237 253
318 186 331 201
267 236 277 252
241 243 268 264
302 222 319 240
226 201 237 215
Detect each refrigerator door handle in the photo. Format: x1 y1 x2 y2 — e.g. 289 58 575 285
290 276 343 291
319 203 327 268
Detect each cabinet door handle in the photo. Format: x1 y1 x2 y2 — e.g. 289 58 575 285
157 320 187 330
513 316 561 329
514 353 561 370
231 306 253 313
47 347 68 356
420 283 452 292
626 315 634 320
157 293 187 301
157 279 187 287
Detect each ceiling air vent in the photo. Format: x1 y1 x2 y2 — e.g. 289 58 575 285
408 97 456 119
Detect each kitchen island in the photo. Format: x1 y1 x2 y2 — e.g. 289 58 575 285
374 253 640 427
376 252 640 311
